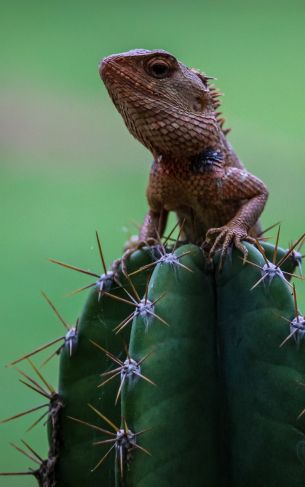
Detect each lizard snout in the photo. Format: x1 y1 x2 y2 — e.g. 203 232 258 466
99 53 124 81
99 55 115 79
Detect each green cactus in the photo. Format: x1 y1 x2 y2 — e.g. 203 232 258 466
52 247 157 486
1 233 305 487
122 244 221 486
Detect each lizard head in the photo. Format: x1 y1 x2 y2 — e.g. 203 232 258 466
100 49 223 158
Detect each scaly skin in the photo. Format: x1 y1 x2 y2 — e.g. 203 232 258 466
99 49 268 259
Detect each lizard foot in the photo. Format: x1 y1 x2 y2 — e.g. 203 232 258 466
112 237 159 276
204 225 256 267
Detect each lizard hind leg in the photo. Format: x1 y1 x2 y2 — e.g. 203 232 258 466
115 209 169 276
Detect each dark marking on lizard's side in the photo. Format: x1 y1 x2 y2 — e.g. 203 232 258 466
190 148 224 173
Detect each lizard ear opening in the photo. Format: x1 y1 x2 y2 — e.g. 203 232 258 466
192 95 206 112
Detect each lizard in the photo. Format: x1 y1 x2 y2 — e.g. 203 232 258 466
99 48 269 263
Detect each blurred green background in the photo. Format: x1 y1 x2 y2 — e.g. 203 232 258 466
1 0 305 484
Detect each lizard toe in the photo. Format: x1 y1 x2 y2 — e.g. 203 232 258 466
234 237 249 263
209 229 227 256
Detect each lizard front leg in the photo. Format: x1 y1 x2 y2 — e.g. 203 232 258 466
204 168 268 261
139 208 168 242
119 207 168 275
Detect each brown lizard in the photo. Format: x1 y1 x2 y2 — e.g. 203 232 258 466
99 49 268 261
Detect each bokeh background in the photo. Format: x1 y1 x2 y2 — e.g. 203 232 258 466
1 0 305 484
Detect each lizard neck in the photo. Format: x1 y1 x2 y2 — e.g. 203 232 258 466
152 122 228 167
147 108 225 160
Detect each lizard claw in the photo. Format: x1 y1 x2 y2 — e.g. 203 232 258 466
204 225 255 266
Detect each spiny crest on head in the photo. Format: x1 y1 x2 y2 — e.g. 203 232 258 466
191 67 231 136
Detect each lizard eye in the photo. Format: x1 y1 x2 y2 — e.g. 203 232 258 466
145 59 171 79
